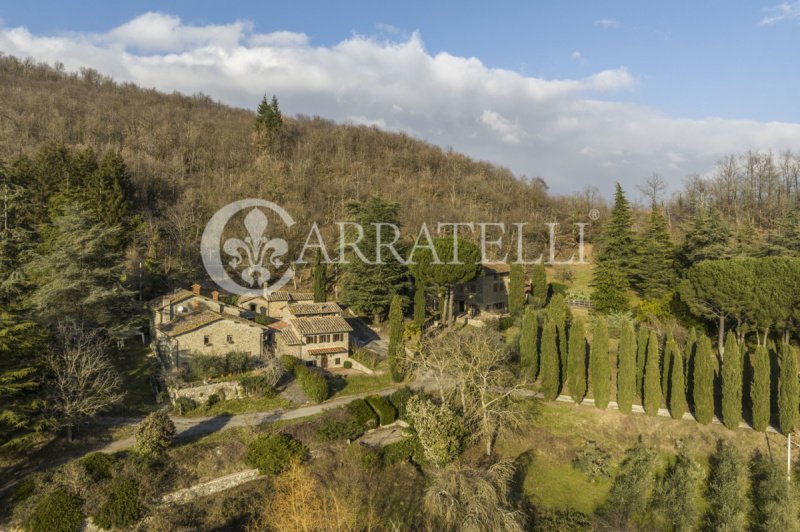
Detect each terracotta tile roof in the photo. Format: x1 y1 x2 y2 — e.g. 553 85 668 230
482 263 511 275
150 288 195 310
279 328 302 346
290 315 353 335
307 346 349 356
286 302 342 316
156 310 223 336
268 320 290 330
266 291 314 302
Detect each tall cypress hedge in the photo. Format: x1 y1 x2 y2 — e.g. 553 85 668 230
636 326 649 397
750 344 771 432
540 317 561 401
617 320 637 414
519 306 539 381
661 331 675 398
567 317 587 403
669 347 686 420
591 316 611 409
779 343 799 435
693 334 715 424
721 332 742 430
643 330 661 416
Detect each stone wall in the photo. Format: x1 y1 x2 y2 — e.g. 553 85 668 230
170 380 243 404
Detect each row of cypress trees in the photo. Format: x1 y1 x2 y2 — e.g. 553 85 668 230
519 306 800 434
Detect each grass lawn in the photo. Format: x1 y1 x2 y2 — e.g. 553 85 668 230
112 342 158 414
183 395 291 417
329 372 395 398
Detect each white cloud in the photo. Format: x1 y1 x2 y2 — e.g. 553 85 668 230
594 18 620 29
571 50 586 64
0 13 799 194
761 1 800 25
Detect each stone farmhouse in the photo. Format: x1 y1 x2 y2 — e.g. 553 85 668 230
269 302 353 369
236 290 313 320
453 263 513 316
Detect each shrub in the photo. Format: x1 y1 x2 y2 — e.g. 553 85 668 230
343 360 353 369
380 435 425 465
27 489 84 532
366 394 396 425
135 410 176 457
239 374 277 398
571 441 611 481
389 386 414 420
346 398 378 429
315 418 363 442
189 354 226 379
294 365 329 403
279 355 299 373
351 348 381 370
245 433 308 475
79 452 115 481
173 396 196 415
205 393 222 409
224 351 250 374
92 476 143 530
498 316 516 331
9 476 37 505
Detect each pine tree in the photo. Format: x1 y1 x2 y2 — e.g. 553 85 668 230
590 262 630 314
519 306 539 381
413 280 426 327
721 332 742 430
643 330 661 416
596 183 638 277
254 94 283 149
636 326 649 397
616 320 636 414
387 295 405 382
567 317 587 403
669 349 686 420
637 203 675 299
680 207 732 267
530 263 548 308
591 316 611 409
540 317 560 401
750 344 771 432
778 343 798 435
508 264 525 316
312 251 327 303
693 334 715 424
706 441 749 531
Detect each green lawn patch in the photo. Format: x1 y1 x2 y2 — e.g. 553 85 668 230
524 455 611 514
112 342 158 414
329 372 394 398
183 395 291 417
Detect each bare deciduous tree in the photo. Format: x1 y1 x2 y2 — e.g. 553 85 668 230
45 323 124 441
638 173 667 205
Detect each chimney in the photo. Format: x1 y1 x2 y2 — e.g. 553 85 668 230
191 283 201 295
211 290 219 301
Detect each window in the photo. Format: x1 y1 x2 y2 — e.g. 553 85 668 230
335 357 341 365
249 303 257 311
203 335 210 346
307 335 317 344
227 335 234 344
307 360 316 367
318 334 331 343
333 333 343 342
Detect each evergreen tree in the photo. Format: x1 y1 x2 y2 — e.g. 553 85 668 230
616 320 636 414
705 441 748 531
312 251 327 302
599 439 657 530
637 203 675 299
89 151 133 231
387 295 405 382
540 317 560 401
591 316 611 409
530 263 548 308
590 262 630 314
680 207 732 267
778 342 798 435
669 348 686 420
519 306 539 381
340 198 410 321
693 334 715 424
685 328 697 397
750 452 799 532
661 330 675 399
254 94 283 149
567 317 587 403
643 330 661 416
636 326 649 397
508 264 525 316
721 332 742 430
652 450 702 531
413 280 426 327
750 344 771 432
546 293 570 381
596 183 638 277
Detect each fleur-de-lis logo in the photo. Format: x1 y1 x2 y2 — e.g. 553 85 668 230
201 199 295 296
223 208 289 287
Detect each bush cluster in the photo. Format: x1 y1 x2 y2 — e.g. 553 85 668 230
347 398 378 429
173 396 196 414
92 476 143 530
351 348 381 370
238 374 277 398
79 452 115 481
366 395 396 426
389 387 414 420
294 365 329 403
315 418 363 442
134 410 176 457
245 433 309 475
380 434 425 465
26 489 84 532
189 351 251 379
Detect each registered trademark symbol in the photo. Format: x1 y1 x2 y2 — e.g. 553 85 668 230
589 209 600 221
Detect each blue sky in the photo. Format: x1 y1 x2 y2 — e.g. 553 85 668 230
1 1 800 194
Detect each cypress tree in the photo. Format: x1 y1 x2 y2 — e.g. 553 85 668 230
530 263 548 308
616 320 636 414
706 441 748 531
750 452 799 531
413 280 426 327
591 316 611 409
778 343 798 435
567 317 587 403
540 317 560 401
721 332 742 430
636 326 649 397
387 295 405 382
312 251 327 302
596 183 638 277
669 348 686 420
661 330 675 398
750 344 771 432
643 330 661 416
508 264 526 316
636 203 675 298
519 306 539 381
590 262 630 314
685 328 697 397
693 334 715 425
547 294 570 382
